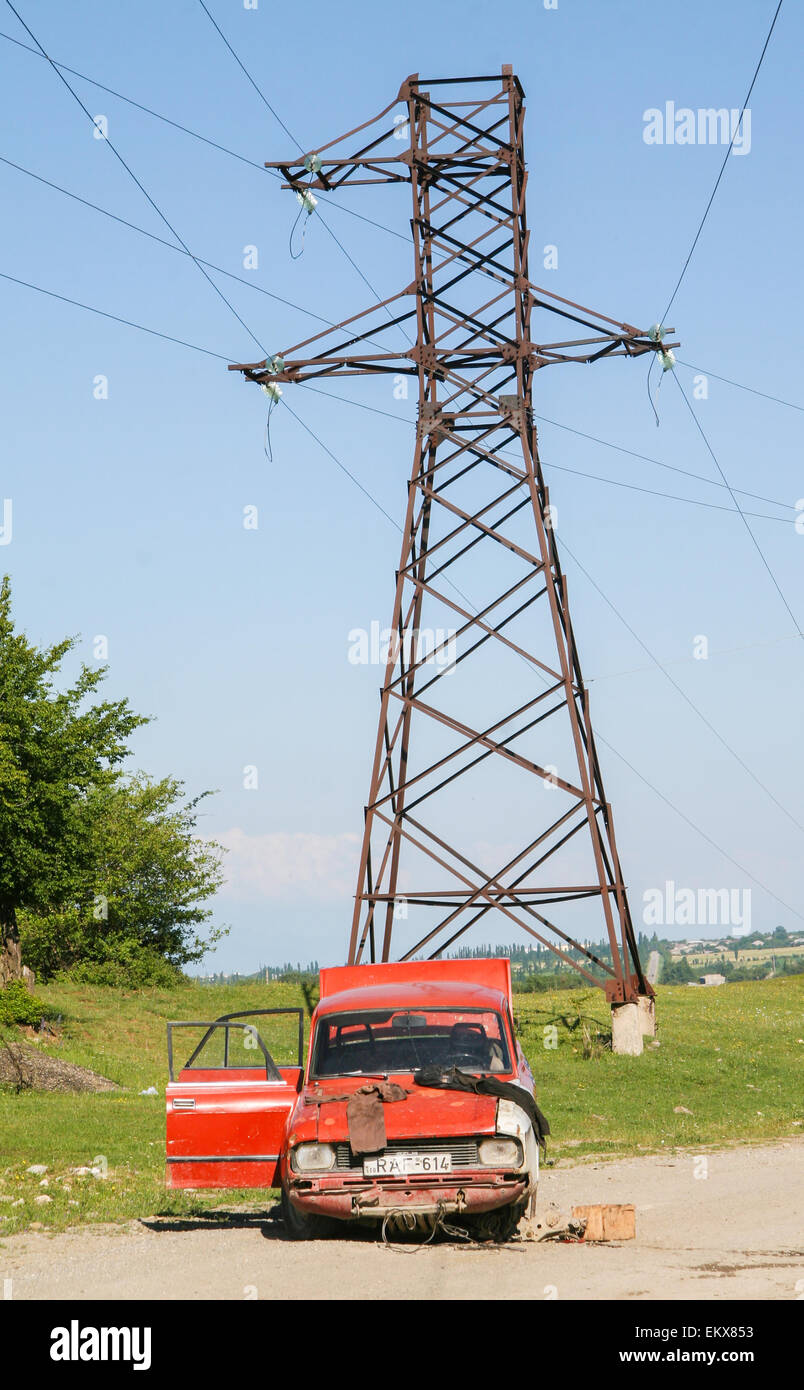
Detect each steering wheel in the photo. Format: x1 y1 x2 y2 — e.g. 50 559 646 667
452 1051 484 1069
450 1022 489 1069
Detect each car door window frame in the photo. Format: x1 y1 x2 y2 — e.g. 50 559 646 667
167 1008 304 1082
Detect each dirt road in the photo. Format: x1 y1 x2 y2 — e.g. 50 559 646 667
2 1141 802 1301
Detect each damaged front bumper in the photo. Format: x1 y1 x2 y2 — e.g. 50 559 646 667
287 1169 529 1221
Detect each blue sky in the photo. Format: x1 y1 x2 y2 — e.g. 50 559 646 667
1 0 802 970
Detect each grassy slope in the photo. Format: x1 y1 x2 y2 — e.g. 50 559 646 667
0 976 801 1235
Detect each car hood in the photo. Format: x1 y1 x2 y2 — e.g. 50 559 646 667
290 1076 500 1146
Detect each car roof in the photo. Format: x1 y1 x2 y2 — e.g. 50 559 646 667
314 979 508 1018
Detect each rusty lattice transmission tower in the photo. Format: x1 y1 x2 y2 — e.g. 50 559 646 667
231 68 675 1006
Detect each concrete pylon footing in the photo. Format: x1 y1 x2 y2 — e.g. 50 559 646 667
611 1002 644 1055
637 994 656 1037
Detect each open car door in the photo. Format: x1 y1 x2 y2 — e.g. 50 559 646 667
166 1008 303 1190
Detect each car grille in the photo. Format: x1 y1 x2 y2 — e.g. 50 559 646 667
334 1137 480 1170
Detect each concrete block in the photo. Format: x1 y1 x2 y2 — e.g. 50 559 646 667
637 994 656 1037
611 1001 643 1055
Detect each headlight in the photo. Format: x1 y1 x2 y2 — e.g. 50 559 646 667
496 1099 531 1138
291 1143 336 1172
478 1137 522 1167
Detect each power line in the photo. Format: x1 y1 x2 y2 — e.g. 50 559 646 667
647 3 785 416
677 359 804 415
541 460 789 526
0 27 407 244
0 220 788 529
2 256 794 922
6 15 798 916
299 382 794 518
318 217 412 343
2 256 780 541
532 412 792 513
594 729 802 923
257 332 804 910
674 373 804 638
561 537 804 835
9 14 802 425
3 0 268 357
660 0 784 323
5 140 796 523
587 631 799 685
273 397 803 924
193 0 412 343
0 269 233 359
7 22 802 423
300 383 415 426
657 2 804 663
279 398 401 532
196 0 301 151
2 233 788 530
0 154 336 329
0 153 399 364
10 154 800 519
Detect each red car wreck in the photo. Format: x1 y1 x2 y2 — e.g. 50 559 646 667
166 958 549 1241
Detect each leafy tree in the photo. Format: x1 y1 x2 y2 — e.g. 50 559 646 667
1 577 227 985
19 774 227 981
0 576 145 984
660 956 695 985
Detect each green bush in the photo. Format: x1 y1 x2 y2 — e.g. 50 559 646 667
17 904 83 982
21 908 190 990
0 980 56 1026
67 943 187 989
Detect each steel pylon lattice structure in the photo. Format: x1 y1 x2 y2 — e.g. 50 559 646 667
231 67 675 1003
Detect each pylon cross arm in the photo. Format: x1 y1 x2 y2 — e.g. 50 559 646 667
228 301 674 386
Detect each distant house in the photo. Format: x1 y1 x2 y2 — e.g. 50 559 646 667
699 973 726 987
751 940 764 947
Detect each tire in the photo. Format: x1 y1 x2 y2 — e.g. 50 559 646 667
460 1199 527 1244
280 1185 340 1240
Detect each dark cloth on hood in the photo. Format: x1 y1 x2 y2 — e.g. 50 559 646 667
413 1066 550 1151
310 1081 408 1155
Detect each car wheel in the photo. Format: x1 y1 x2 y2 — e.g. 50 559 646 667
280 1185 339 1240
462 1200 527 1244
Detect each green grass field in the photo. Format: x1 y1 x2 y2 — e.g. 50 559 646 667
1 975 801 1236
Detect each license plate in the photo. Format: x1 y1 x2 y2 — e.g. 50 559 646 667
363 1151 453 1177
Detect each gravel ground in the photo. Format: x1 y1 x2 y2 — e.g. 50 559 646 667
1 1139 802 1301
0 1041 118 1092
